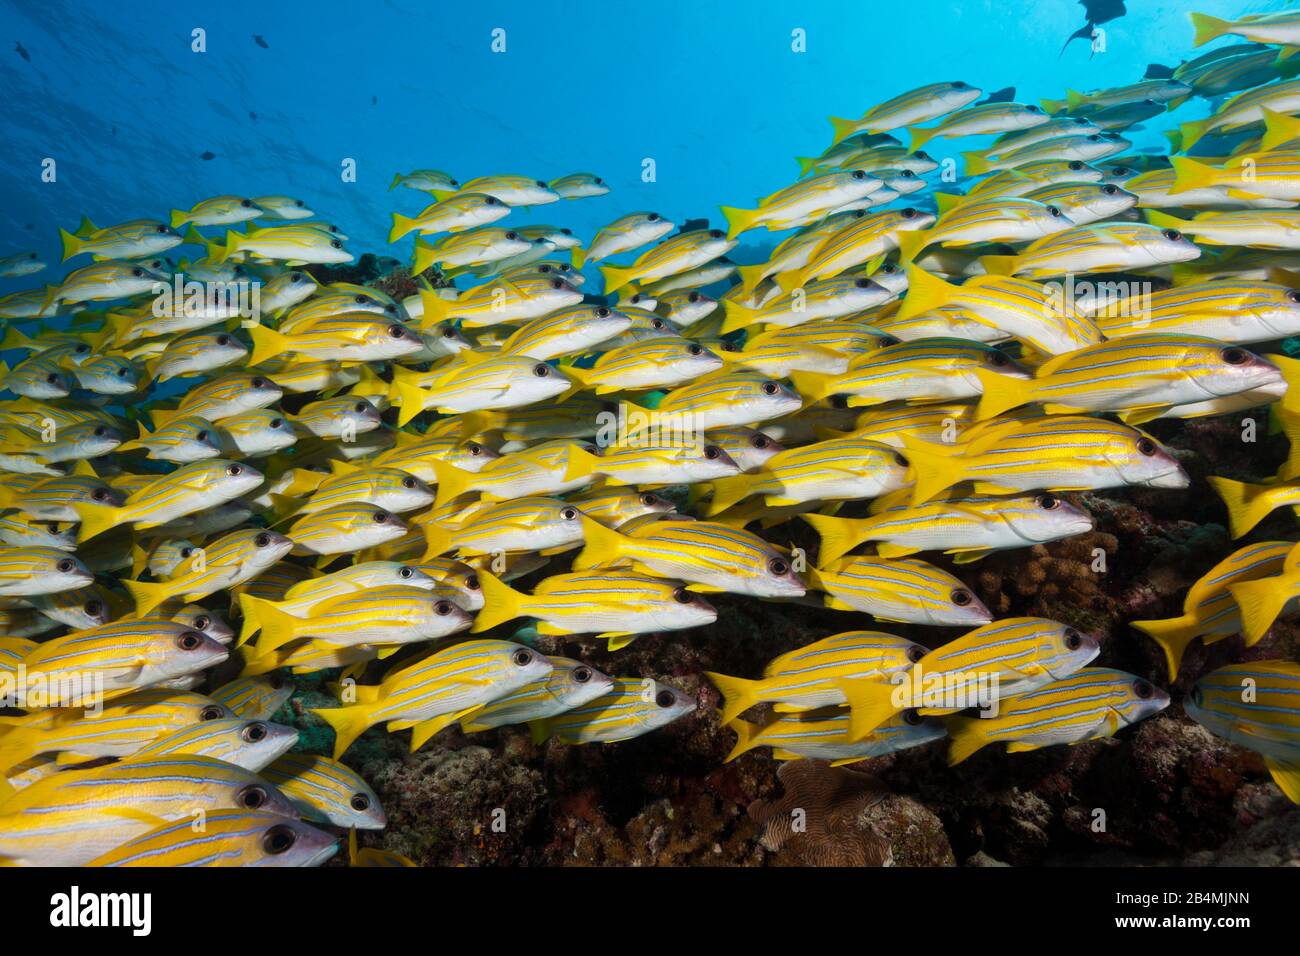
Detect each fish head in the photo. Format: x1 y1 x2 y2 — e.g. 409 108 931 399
42 551 95 590
752 545 807 598
207 718 299 768
915 568 993 627
446 438 500 473
175 604 236 644
246 528 296 570
739 375 803 421
1136 223 1201 264
1002 492 1095 542
1110 674 1171 727
65 421 125 458
150 626 231 683
1191 343 1284 398
209 460 267 498
333 397 384 435
495 642 555 687
894 708 950 748
1259 287 1300 337
388 470 437 510
1109 428 1189 488
682 441 741 481
240 373 287 409
716 427 783 473
642 680 698 729
426 592 474 637
505 359 573 405
1036 620 1101 678
548 657 617 710
251 818 339 867
656 582 718 629
1081 183 1138 220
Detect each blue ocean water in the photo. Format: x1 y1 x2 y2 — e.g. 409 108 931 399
0 0 1292 281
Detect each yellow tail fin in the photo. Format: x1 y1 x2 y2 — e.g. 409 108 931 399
1229 576 1293 644
1189 11 1230 48
412 239 437 275
388 212 418 244
899 434 967 505
723 716 761 762
944 715 990 766
1131 614 1205 681
573 515 628 570
897 263 958 322
58 228 83 262
894 229 932 266
1261 107 1300 152
71 501 126 543
801 512 871 565
828 115 860 145
703 474 758 516
121 578 172 618
963 151 993 177
719 298 763 335
248 596 303 655
418 288 454 328
247 325 291 368
973 367 1036 420
720 205 760 241
562 445 604 483
600 263 636 295
429 457 476 508
705 671 765 725
312 704 377 760
836 676 903 741
1264 757 1300 804
1208 476 1281 539
469 571 526 633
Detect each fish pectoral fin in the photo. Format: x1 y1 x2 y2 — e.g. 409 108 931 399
1265 758 1300 804
409 705 484 752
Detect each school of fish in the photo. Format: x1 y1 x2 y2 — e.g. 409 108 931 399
1 7 1300 866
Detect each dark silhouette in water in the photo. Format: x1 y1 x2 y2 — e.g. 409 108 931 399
199 150 216 161
979 87 1016 104
253 35 269 49
14 41 29 62
1060 0 1126 57
675 218 711 234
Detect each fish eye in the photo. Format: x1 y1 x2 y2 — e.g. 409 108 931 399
91 488 110 501
593 306 612 318
1063 627 1083 650
180 547 194 558
686 291 701 303
196 430 211 442
914 151 933 161
880 264 899 275
1136 437 1157 457
465 574 480 591
398 565 414 578
434 600 453 616
330 240 342 249
751 434 769 449
951 588 973 606
651 318 666 329
56 558 75 573
269 418 284 429
442 325 458 338
262 825 297 855
241 199 253 208
901 708 924 725
655 689 676 708
1133 679 1154 699
671 586 694 604
485 196 500 205
511 648 533 666
854 278 873 289
703 444 721 460
466 442 483 455
402 476 417 488
194 614 210 629
535 180 547 188
251 377 268 388
156 224 168 233
851 170 867 180
687 343 703 356
767 557 789 576
573 666 593 683
640 492 661 506
505 231 518 240
1026 104 1042 113
629 294 645 304
901 208 917 219
372 510 390 523
387 324 406 338
201 705 225 721
116 366 130 377
761 381 779 395
85 599 103 615
1288 290 1300 304
176 630 205 651
1036 493 1060 510
239 785 268 810
270 675 287 690
131 268 144 277
354 401 368 412
290 272 304 281
647 213 660 222
1047 205 1062 217
893 451 909 467
76 343 89 353
243 722 268 742
907 645 926 663
989 351 1010 366
351 793 371 811
561 507 579 520
1102 184 1118 195
708 229 725 239
254 532 272 547
1161 228 1181 241
216 334 230 345
951 81 968 89
1086 134 1102 142
46 372 59 384
295 200 305 207
226 464 243 476
1068 161 1084 171
1222 347 1249 366
533 363 551 377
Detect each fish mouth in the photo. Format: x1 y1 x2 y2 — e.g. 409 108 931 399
1142 467 1191 489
